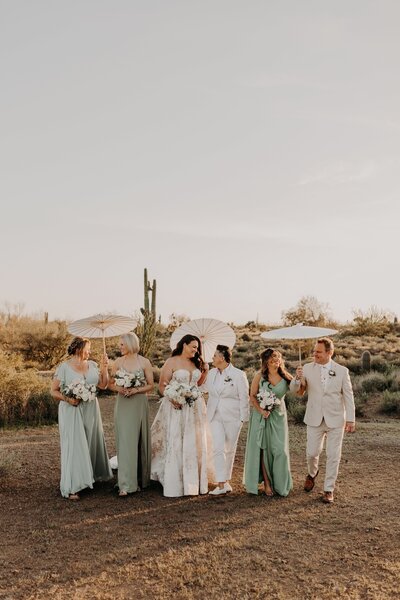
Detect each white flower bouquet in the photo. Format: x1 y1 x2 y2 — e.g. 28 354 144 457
114 369 146 389
164 380 200 407
62 381 97 403
257 388 281 412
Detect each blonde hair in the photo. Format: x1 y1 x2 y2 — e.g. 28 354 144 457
121 332 140 354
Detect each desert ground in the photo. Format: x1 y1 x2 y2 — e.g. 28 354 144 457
0 397 399 600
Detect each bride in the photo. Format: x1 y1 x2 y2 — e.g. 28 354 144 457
151 334 212 497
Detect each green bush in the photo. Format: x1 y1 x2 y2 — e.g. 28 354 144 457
344 358 363 375
380 390 400 415
370 356 391 373
359 373 388 394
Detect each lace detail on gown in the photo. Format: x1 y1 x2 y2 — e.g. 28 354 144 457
151 369 213 496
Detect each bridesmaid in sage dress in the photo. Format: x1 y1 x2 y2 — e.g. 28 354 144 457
109 333 153 497
51 337 112 500
244 348 293 497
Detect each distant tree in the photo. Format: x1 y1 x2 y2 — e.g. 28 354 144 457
282 296 332 327
351 306 394 336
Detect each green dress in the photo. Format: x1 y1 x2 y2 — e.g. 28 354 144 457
55 361 112 498
244 378 292 496
114 368 151 493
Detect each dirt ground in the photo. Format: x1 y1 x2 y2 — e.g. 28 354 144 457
0 397 399 600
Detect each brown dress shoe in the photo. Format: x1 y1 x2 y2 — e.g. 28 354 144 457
322 491 334 504
304 470 319 492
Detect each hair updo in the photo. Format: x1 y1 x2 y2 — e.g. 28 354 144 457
67 337 90 357
216 344 232 363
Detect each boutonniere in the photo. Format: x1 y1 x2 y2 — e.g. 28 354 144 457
328 370 336 377
224 376 233 383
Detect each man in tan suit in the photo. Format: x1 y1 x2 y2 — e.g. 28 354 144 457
290 337 355 504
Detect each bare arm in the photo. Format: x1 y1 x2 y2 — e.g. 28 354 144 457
97 355 109 390
51 378 80 407
197 363 209 387
158 359 174 396
290 366 307 397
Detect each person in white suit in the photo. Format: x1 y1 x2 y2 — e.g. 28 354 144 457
290 337 355 504
204 345 249 496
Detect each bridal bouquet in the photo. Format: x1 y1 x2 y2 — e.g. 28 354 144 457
257 388 281 412
164 380 201 407
114 369 147 389
62 381 97 403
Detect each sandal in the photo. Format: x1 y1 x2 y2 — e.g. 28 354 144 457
118 490 128 497
68 493 80 501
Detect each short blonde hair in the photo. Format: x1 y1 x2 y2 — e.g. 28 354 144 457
121 332 140 354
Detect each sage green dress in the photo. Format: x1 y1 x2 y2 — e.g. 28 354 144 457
55 361 112 498
244 378 292 496
114 368 151 493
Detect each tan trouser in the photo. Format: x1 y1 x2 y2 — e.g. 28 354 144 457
306 419 344 492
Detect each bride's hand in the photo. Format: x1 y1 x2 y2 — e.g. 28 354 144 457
170 400 182 410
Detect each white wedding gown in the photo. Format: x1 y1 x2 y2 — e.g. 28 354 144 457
151 369 213 497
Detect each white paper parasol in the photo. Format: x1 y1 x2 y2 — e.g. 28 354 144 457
170 318 236 363
261 323 338 363
67 313 138 353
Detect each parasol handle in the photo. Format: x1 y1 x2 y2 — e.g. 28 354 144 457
102 331 106 355
298 343 302 366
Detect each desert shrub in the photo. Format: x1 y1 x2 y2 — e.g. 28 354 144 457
0 316 69 370
152 367 161 384
342 358 363 375
287 398 306 424
236 346 248 353
241 333 251 342
380 391 400 415
388 370 400 392
244 367 256 385
0 354 56 426
350 306 394 336
359 372 388 394
24 390 58 424
370 356 391 373
354 393 368 417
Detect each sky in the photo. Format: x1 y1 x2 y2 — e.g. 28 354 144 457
1 1 400 326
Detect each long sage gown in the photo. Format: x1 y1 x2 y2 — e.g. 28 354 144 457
244 378 292 496
114 368 151 493
55 361 112 498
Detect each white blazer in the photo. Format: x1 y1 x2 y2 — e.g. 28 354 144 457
290 360 355 428
204 364 249 423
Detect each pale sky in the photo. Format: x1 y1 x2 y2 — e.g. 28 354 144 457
1 1 399 325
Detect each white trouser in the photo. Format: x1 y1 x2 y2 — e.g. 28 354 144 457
210 410 242 483
306 419 344 492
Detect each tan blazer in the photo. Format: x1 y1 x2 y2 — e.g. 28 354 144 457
204 365 249 423
290 360 355 428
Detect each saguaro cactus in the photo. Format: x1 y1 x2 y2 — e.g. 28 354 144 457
361 350 371 372
138 268 158 357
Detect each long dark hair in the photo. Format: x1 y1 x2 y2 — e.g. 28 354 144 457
260 348 292 384
172 334 205 371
